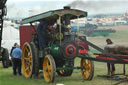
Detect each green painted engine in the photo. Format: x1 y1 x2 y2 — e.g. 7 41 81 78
21 6 94 83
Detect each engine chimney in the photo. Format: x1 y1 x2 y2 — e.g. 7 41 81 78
64 6 70 9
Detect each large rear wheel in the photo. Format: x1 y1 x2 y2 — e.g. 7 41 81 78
81 53 94 80
43 55 56 83
22 42 38 78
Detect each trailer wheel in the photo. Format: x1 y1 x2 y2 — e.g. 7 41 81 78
2 48 9 68
43 55 56 83
81 53 94 80
57 61 74 76
22 42 38 78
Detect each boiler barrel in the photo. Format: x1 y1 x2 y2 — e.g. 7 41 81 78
104 45 128 55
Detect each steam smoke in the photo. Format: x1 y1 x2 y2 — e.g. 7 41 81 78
67 0 128 13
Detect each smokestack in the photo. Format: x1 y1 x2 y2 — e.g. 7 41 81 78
64 6 70 10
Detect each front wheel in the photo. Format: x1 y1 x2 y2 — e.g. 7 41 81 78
43 55 56 83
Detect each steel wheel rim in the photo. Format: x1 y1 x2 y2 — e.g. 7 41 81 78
22 43 33 78
43 56 53 83
81 58 91 80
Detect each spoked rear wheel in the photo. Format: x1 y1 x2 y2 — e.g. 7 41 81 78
81 54 94 80
22 42 38 78
43 55 56 83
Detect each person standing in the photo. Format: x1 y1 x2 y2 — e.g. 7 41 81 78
12 45 22 75
105 38 115 76
10 43 18 62
36 21 48 50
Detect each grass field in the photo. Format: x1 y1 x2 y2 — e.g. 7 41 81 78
0 25 128 85
0 60 128 85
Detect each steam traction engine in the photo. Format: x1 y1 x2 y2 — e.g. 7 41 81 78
20 7 94 83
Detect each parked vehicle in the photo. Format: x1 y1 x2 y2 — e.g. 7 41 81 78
20 6 94 83
0 0 10 68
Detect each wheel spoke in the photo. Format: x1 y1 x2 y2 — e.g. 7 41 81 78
88 70 91 73
24 57 30 60
28 62 31 66
24 57 31 71
25 66 30 72
25 63 31 69
48 66 51 72
86 65 90 70
47 61 52 73
82 69 86 72
29 60 32 63
83 60 87 65
25 47 29 52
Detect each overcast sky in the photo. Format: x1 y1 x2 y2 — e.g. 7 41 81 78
6 0 128 19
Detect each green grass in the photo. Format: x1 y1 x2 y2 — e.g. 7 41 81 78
0 60 128 85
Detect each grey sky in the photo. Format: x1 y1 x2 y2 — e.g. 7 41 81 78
6 0 128 18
